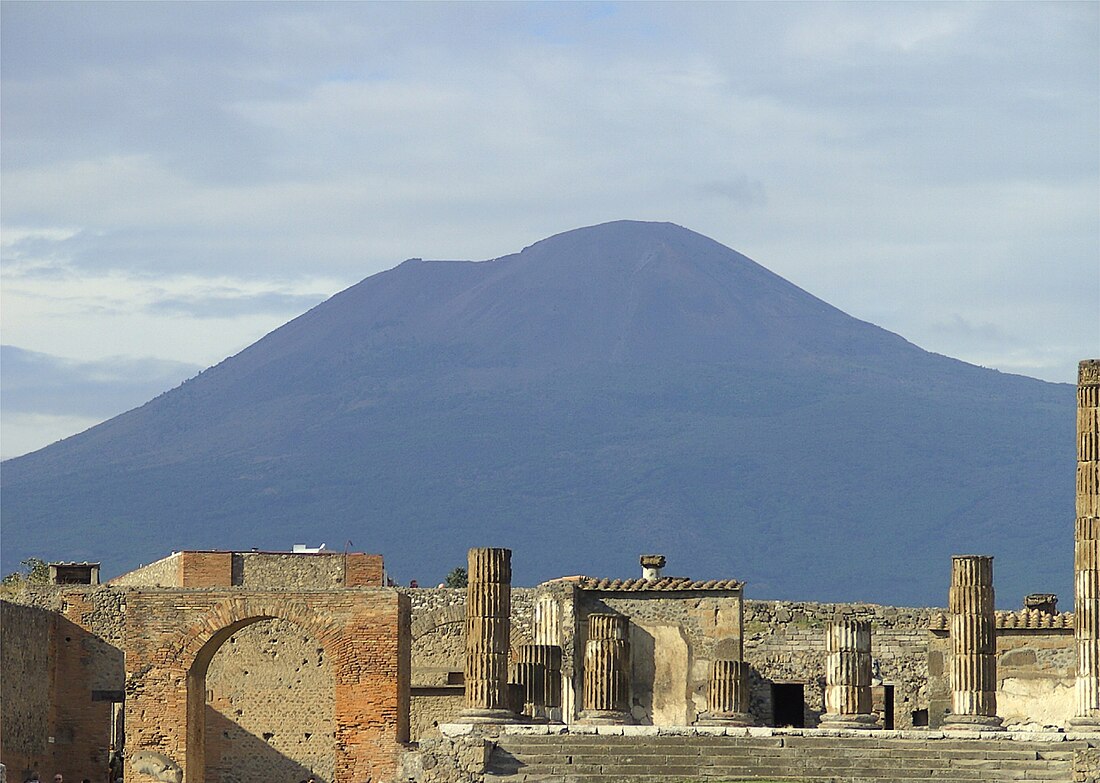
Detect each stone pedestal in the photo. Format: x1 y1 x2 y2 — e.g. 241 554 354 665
580 613 631 724
943 555 1004 731
819 619 878 729
697 659 754 726
461 547 516 723
1074 359 1100 728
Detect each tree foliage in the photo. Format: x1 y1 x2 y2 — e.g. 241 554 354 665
1 556 49 586
444 566 467 588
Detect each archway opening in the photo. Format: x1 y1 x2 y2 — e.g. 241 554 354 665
187 616 335 783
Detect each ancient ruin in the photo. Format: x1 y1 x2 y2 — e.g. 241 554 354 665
3 358 1100 782
819 619 877 729
1076 359 1100 727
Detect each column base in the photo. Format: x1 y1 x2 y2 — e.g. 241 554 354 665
459 708 519 724
578 709 632 725
942 714 1005 731
818 713 879 730
696 711 755 727
1068 716 1100 731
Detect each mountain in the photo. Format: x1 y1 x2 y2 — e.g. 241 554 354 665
0 221 1075 606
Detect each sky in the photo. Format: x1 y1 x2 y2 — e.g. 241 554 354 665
2 1 1098 460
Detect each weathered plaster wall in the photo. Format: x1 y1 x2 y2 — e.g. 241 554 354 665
928 621 1074 729
574 589 744 725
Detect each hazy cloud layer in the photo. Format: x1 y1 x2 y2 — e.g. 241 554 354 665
1 1 1097 455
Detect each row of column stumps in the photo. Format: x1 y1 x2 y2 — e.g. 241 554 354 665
1075 359 1100 727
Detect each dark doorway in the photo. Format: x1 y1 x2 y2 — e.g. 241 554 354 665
911 708 929 727
771 683 805 728
882 685 894 729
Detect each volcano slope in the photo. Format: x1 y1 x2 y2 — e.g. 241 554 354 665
0 221 1074 605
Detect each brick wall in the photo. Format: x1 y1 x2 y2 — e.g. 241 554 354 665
122 588 409 783
179 552 233 587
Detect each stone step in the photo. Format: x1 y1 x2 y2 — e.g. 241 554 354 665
484 735 1080 783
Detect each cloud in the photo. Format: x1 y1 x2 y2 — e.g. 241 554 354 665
0 344 203 419
146 289 326 319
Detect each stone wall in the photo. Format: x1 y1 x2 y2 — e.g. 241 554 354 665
405 588 536 739
574 589 743 725
928 623 1075 729
0 600 53 780
110 553 182 587
205 618 336 783
0 587 126 783
743 600 937 730
109 551 385 589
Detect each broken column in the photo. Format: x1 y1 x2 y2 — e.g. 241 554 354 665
580 613 631 724
819 619 877 729
1075 359 1100 727
698 659 754 726
514 644 562 722
461 547 515 722
943 555 1003 731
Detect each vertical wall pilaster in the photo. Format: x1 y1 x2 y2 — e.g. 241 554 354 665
462 547 515 722
580 613 631 724
820 619 877 729
944 555 1003 730
1075 359 1100 726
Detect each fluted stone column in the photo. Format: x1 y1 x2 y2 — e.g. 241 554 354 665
697 659 754 726
1074 359 1100 727
820 619 878 729
580 613 631 724
514 644 562 722
943 555 1003 731
462 547 516 722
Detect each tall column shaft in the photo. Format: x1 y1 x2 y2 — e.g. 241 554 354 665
821 619 877 728
463 547 515 722
1075 359 1100 724
944 555 1003 730
580 613 630 723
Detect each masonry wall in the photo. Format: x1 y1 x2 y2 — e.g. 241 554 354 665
110 551 385 589
574 589 744 725
122 588 409 783
1 600 53 780
405 588 536 739
205 618 336 783
743 600 936 730
927 623 1074 729
0 587 126 783
110 553 182 587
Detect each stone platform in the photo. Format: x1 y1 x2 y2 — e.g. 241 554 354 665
421 725 1100 783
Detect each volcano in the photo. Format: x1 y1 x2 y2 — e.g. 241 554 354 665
0 221 1074 605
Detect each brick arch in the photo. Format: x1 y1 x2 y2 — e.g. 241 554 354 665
168 595 344 672
411 604 466 640
123 589 408 783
